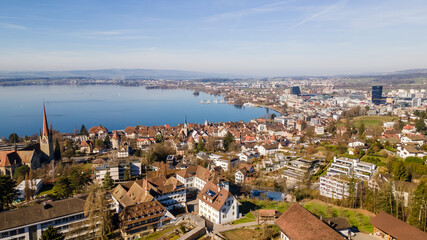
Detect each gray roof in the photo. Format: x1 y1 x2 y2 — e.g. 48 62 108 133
0 197 86 231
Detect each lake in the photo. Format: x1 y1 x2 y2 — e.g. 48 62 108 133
0 85 275 137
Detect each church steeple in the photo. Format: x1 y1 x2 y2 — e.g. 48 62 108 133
40 104 54 161
42 104 49 137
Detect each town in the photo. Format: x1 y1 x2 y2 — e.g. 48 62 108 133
0 81 426 240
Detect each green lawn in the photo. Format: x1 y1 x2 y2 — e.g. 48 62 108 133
37 184 54 197
232 212 255 225
238 199 292 215
140 225 179 240
352 116 396 128
303 200 374 233
238 199 374 233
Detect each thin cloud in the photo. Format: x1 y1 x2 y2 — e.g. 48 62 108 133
0 23 27 30
288 0 345 30
205 1 292 22
75 30 151 40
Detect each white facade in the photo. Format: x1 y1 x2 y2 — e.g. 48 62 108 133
327 157 377 180
320 175 359 200
198 195 238 224
16 179 43 199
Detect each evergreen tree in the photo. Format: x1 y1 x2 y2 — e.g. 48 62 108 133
223 132 234 152
84 185 112 239
358 122 365 139
0 175 18 211
102 171 114 190
54 139 61 160
103 136 111 148
393 161 408 181
69 169 90 193
40 226 65 240
408 180 427 231
8 133 19 144
378 182 395 216
415 117 427 134
124 166 131 181
53 176 72 199
13 165 30 184
80 124 88 136
196 137 206 153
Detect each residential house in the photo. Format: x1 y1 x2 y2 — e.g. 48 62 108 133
197 181 239 224
397 144 426 158
275 203 344 240
119 200 174 240
235 164 256 184
319 175 361 200
370 211 427 240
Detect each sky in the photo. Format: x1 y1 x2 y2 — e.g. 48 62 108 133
1 0 427 76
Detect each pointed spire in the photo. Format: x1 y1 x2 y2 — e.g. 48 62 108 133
42 103 49 137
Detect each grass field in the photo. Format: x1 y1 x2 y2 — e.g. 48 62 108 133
237 198 374 233
222 225 281 240
37 184 54 197
303 200 374 233
232 212 255 225
352 116 396 128
141 225 179 240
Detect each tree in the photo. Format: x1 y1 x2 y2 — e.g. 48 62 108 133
124 166 131 181
84 185 112 239
408 180 427 231
196 137 206 153
40 226 65 240
24 173 31 202
13 165 30 184
8 133 19 144
80 124 88 136
415 117 426 134
223 132 234 152
348 178 357 208
103 136 111 148
378 182 395 216
146 143 175 164
54 139 61 160
69 168 90 193
134 149 142 157
0 175 18 211
358 122 365 139
393 161 408 181
53 176 72 199
102 171 114 190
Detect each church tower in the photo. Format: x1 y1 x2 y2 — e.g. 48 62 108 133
40 105 54 161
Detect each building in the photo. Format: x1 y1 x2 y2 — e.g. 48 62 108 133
95 161 141 181
16 179 43 199
282 158 320 182
290 86 301 96
319 175 361 200
175 165 229 190
275 203 344 240
327 157 377 180
235 164 255 184
111 175 186 211
111 131 121 150
119 200 174 240
370 211 427 240
372 86 384 105
0 149 40 177
0 198 89 240
210 154 239 171
397 144 426 159
323 217 353 238
40 105 54 161
197 181 239 224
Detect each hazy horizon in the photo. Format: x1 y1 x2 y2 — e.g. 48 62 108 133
1 0 427 76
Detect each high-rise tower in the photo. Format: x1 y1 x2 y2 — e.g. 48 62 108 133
40 105 54 161
372 86 384 105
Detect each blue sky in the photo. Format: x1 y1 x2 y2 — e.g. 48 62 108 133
1 0 427 76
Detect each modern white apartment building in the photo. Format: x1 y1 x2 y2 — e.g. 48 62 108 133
327 157 377 180
319 175 361 200
95 161 141 181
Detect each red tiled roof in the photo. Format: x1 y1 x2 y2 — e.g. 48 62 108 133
275 203 344 240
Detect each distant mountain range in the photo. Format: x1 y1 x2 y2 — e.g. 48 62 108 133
0 68 426 80
0 68 233 80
